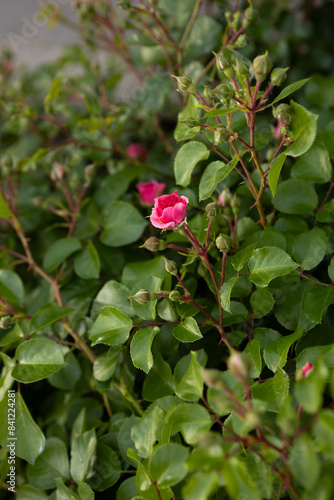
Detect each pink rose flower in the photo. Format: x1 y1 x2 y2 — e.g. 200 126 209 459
150 191 188 229
137 181 166 206
301 361 313 379
126 143 147 162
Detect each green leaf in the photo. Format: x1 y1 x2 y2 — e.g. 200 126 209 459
0 269 24 303
249 246 298 287
172 317 203 343
78 483 94 500
26 437 70 490
122 257 166 289
74 241 100 280
222 457 261 500
87 443 121 491
0 191 12 217
303 282 334 324
274 280 315 332
142 354 175 401
29 304 74 334
174 141 210 187
272 78 311 105
231 244 256 271
291 142 332 183
199 160 236 201
101 201 148 247
149 443 189 488
285 100 318 157
223 301 248 326
203 107 239 118
244 339 262 378
0 322 24 347
163 402 212 445
93 348 121 381
257 226 287 251
131 405 165 458
273 179 318 214
116 477 138 500
289 434 320 490
250 288 275 318
268 153 286 197
70 429 96 484
263 328 303 372
251 367 289 412
316 198 334 222
182 471 219 500
12 337 66 383
220 276 239 313
130 276 162 321
328 256 334 281
175 351 203 402
43 238 81 273
14 393 45 464
174 95 199 142
313 410 334 460
48 351 81 390
16 486 48 500
130 326 160 374
184 15 222 60
292 227 327 270
54 477 79 500
91 280 134 321
89 306 133 346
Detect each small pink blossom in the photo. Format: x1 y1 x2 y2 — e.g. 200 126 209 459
126 143 147 162
137 181 166 206
150 191 188 230
301 361 313 379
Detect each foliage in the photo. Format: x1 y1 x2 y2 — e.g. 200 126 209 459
1 1 334 499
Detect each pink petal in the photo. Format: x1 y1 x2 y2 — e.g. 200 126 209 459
160 207 174 223
172 202 187 223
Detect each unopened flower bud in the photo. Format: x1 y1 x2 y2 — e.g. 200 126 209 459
273 103 292 126
0 316 13 329
218 189 232 207
141 237 167 252
225 10 233 23
216 234 232 253
244 6 258 22
232 11 241 31
233 57 250 78
270 67 289 87
205 202 217 220
84 163 96 183
253 52 273 83
301 361 313 379
163 258 178 275
214 52 234 78
214 127 230 145
227 351 251 381
132 289 150 304
169 290 180 302
213 83 233 102
203 85 213 100
50 162 64 182
172 75 197 94
231 195 242 215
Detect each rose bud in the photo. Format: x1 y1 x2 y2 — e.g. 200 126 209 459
163 257 178 275
169 290 181 302
137 180 166 206
172 75 197 94
216 234 232 253
150 191 189 230
253 52 273 83
301 361 313 379
126 143 147 162
140 237 167 252
270 67 289 87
